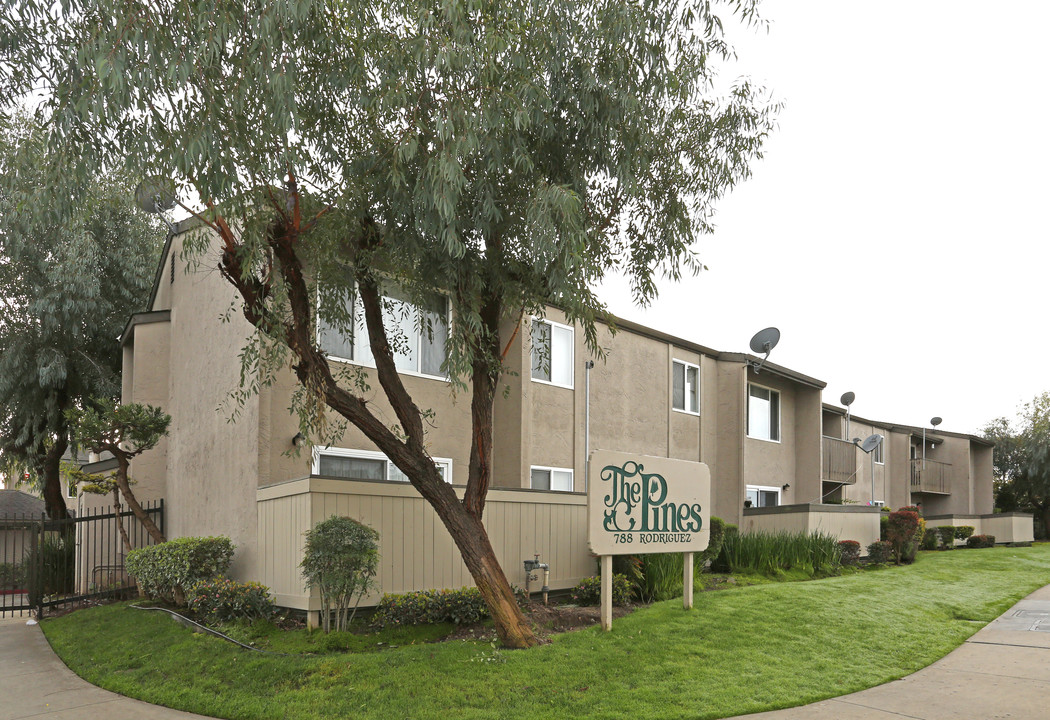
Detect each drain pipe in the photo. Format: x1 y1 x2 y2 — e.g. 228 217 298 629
523 554 550 605
585 360 594 492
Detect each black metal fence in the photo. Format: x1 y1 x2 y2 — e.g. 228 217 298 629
0 499 164 618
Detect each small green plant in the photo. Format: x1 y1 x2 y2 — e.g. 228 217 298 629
371 586 500 628
967 534 996 549
24 535 75 601
717 530 840 576
921 529 939 551
866 540 893 564
301 516 380 633
187 578 276 622
0 561 25 590
570 574 632 607
935 526 957 550
837 540 861 566
126 536 234 605
954 526 975 541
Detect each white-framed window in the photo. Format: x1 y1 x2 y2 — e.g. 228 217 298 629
672 359 700 415
531 318 574 388
873 438 885 465
317 285 448 379
530 465 574 492
746 485 781 508
66 480 77 499
748 383 781 442
313 447 453 484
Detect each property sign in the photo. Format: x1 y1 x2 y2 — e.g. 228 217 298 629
588 450 710 556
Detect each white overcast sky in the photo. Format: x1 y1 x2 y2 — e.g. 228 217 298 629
597 1 1050 435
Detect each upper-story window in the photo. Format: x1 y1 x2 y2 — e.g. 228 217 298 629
873 438 885 464
313 447 452 484
672 359 700 415
318 286 448 378
530 465 574 492
531 318 574 388
748 383 780 442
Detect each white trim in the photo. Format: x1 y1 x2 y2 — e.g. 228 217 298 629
747 382 781 443
312 446 453 484
746 484 782 507
671 358 701 416
530 317 575 389
316 285 450 382
529 465 575 492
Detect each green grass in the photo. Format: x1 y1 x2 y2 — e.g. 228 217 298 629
42 545 1050 720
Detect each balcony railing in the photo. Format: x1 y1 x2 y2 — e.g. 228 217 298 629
911 458 952 494
822 436 857 485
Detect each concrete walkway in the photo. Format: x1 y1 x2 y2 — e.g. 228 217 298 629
2 587 1049 720
744 584 1050 719
0 615 214 720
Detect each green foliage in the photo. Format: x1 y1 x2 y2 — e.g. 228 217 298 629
955 526 975 541
718 531 841 577
126 537 234 605
934 526 957 550
636 554 689 602
0 561 24 589
0 114 164 518
371 587 502 628
967 535 996 549
983 393 1050 537
66 399 171 460
921 529 940 551
187 577 276 623
710 523 740 573
885 510 921 564
837 540 861 566
24 535 75 603
866 540 893 564
570 574 632 607
300 516 379 633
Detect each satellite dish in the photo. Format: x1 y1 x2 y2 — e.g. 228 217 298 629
748 327 780 374
856 433 884 454
930 416 942 428
134 176 176 214
840 391 855 407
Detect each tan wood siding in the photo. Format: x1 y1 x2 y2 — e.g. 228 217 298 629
257 479 592 610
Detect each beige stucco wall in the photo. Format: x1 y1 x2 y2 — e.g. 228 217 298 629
981 513 1035 544
743 368 798 502
714 360 745 524
742 506 881 554
257 478 592 610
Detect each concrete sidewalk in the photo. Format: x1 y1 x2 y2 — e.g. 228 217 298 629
0 615 214 720
743 584 1050 719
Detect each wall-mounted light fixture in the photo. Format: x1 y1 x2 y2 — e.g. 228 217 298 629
781 483 790 491
292 432 306 448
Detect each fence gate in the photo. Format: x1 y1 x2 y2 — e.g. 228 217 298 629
0 500 164 618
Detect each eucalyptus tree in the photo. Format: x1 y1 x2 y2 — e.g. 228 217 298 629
984 393 1050 537
0 116 165 520
4 0 777 646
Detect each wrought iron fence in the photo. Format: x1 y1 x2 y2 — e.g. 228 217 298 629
0 499 163 618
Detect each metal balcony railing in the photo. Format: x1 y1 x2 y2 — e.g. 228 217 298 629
822 436 857 485
911 458 952 494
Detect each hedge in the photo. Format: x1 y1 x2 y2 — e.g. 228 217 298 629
126 536 234 605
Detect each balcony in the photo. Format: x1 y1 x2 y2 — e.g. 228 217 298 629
822 436 857 485
911 458 952 494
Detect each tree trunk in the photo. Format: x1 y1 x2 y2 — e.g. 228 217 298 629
1041 505 1050 539
40 434 70 521
113 458 166 544
111 488 133 556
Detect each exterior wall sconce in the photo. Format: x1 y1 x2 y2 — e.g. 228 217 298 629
781 483 790 491
292 432 306 448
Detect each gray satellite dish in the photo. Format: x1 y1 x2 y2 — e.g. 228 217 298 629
856 433 884 454
840 391 855 407
748 327 780 374
930 416 942 428
134 176 176 214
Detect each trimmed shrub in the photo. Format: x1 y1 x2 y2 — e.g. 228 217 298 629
570 574 632 607
866 540 893 564
710 523 739 573
126 536 234 605
934 526 957 549
370 586 524 628
903 518 926 563
967 534 996 549
885 510 920 564
955 526 976 541
187 577 276 622
837 540 861 566
301 516 379 632
921 529 939 551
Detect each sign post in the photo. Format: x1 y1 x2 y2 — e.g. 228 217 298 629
587 450 710 630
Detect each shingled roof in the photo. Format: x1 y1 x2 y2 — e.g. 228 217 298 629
0 489 47 517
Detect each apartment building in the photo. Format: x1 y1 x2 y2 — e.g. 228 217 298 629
104 223 1028 613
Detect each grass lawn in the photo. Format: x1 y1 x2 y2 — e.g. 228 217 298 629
42 545 1050 720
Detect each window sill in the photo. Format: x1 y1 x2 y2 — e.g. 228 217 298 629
747 435 782 445
672 407 701 417
530 377 574 390
324 354 450 383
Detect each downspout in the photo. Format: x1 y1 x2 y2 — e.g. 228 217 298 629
585 360 594 492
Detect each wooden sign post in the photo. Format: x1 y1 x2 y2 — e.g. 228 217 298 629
588 451 710 630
